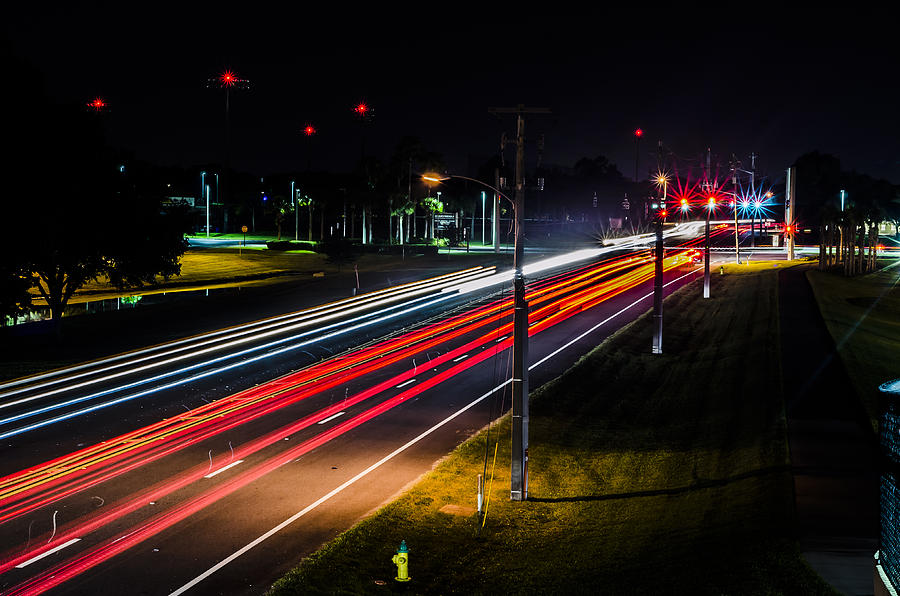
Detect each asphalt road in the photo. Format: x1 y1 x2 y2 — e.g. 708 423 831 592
0 247 704 595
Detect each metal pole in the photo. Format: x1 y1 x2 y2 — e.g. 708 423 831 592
704 207 711 298
292 181 297 241
734 197 740 264
786 166 796 261
652 181 665 354
471 197 476 247
732 170 740 264
481 191 486 245
493 168 500 253
206 184 210 239
511 112 529 502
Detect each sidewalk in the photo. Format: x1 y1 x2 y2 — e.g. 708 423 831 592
780 265 879 596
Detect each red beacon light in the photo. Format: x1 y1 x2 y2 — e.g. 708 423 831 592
303 124 316 136
354 103 368 115
634 128 643 138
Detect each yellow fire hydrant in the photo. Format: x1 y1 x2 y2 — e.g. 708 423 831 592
392 540 411 582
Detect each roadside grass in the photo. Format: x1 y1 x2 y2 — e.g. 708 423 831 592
807 259 900 431
269 267 834 595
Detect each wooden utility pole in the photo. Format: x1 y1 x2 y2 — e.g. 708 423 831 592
488 104 550 502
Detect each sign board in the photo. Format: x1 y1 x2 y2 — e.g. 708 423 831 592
433 212 459 232
163 196 195 208
241 225 248 233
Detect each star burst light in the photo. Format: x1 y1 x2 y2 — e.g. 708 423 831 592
208 69 250 90
87 97 107 112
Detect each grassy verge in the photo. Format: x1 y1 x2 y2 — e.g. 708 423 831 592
269 265 834 595
807 260 900 431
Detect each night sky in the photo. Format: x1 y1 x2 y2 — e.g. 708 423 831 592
5 5 899 185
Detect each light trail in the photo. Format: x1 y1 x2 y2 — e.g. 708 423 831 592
0 267 494 398
0 251 697 592
0 255 644 517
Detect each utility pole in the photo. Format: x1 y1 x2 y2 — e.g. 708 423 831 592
785 166 796 260
731 155 740 265
488 104 550 502
703 148 712 299
652 142 666 354
750 153 757 247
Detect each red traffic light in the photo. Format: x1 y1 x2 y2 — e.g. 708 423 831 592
354 103 368 115
659 209 668 218
303 124 316 136
634 128 643 138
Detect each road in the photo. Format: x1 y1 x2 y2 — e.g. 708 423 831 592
0 242 707 595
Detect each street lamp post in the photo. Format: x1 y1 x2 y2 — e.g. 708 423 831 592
481 191 486 245
291 180 297 242
423 172 526 500
652 174 667 354
205 184 211 239
704 196 714 298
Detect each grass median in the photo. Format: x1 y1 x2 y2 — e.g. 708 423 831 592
269 263 834 595
807 260 900 432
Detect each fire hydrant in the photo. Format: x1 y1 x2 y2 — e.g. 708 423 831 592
392 540 410 582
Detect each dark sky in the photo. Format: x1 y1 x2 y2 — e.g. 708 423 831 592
5 4 899 184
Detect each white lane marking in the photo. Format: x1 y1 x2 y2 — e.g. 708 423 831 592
316 412 346 425
169 266 699 596
530 268 700 370
452 355 469 362
204 460 245 479
16 538 81 568
395 379 416 389
169 378 512 596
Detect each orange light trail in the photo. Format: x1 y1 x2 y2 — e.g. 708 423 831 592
0 252 698 590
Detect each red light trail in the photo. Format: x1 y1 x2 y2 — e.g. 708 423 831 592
0 252 697 592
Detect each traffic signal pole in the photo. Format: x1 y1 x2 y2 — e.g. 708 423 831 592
652 184 665 354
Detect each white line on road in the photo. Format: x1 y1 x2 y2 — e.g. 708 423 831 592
15 538 81 568
168 266 700 595
316 412 346 425
204 460 245 479
452 355 469 362
395 379 416 388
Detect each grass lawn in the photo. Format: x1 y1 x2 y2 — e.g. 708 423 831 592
807 259 900 431
269 264 834 595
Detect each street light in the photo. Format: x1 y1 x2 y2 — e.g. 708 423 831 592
291 180 297 241
652 172 668 354
481 191 486 245
424 170 527 501
704 196 716 298
201 171 207 236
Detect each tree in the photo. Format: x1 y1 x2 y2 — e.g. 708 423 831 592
7 104 188 323
0 258 31 324
320 237 359 271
